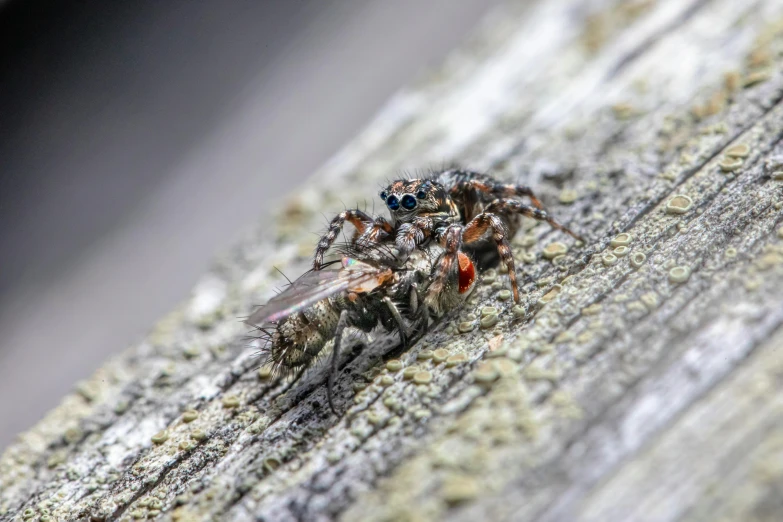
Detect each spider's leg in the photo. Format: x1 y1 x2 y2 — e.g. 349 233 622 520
424 224 463 314
354 216 394 254
443 170 545 209
486 198 584 241
314 209 375 269
470 176 544 209
327 309 351 415
462 212 520 303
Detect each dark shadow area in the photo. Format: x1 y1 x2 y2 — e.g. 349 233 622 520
0 0 324 298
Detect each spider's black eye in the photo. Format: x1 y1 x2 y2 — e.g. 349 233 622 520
401 194 417 210
379 191 387 201
387 195 400 210
416 189 427 199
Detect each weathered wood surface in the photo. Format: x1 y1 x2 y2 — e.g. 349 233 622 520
4 0 783 520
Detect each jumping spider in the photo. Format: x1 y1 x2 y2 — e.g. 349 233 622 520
312 169 583 310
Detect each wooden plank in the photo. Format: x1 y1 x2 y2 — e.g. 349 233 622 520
3 0 783 520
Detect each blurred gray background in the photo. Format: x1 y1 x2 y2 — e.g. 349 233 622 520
0 0 504 449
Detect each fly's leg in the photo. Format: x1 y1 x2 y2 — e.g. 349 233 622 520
382 296 408 348
485 199 584 242
314 209 376 270
408 282 430 337
327 309 351 415
409 282 419 316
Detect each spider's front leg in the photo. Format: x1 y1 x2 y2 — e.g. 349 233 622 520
485 199 584 242
313 209 391 269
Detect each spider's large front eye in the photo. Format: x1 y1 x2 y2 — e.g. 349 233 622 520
379 191 387 201
386 195 400 210
401 194 417 210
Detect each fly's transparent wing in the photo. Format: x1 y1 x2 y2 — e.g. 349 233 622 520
248 270 350 325
247 259 391 325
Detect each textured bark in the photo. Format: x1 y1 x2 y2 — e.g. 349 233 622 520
4 0 783 520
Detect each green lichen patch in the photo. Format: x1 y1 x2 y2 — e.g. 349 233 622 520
602 253 618 266
542 242 569 260
666 195 694 214
539 285 562 305
668 265 692 284
611 232 633 247
630 252 647 268
385 359 403 372
441 475 480 504
725 143 751 158
413 371 433 385
559 189 579 204
379 375 395 387
473 362 500 385
479 314 499 330
417 349 434 361
719 156 744 172
613 245 630 257
480 306 498 317
457 321 476 333
511 305 526 318
432 348 450 363
181 410 199 423
151 430 170 445
221 395 240 409
402 366 420 380
445 354 468 367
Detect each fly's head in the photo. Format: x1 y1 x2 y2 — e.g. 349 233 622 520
379 178 448 224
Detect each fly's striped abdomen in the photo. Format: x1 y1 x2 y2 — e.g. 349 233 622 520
268 298 342 374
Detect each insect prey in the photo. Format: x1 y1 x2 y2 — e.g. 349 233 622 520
249 244 476 414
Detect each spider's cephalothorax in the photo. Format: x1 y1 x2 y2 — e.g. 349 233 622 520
378 178 457 226
312 168 584 305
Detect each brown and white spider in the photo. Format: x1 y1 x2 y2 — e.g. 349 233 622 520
312 169 583 310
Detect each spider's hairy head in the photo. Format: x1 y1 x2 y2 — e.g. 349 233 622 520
378 178 449 223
